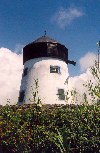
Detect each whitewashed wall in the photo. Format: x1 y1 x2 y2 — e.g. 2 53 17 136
19 57 69 104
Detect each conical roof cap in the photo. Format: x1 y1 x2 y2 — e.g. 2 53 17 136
31 35 58 44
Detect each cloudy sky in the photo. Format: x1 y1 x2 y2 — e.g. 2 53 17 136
0 0 100 105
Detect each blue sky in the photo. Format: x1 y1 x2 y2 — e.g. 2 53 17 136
0 0 100 76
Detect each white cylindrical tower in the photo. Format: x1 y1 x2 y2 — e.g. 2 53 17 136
18 35 76 105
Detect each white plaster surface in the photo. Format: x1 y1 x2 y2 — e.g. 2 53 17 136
19 57 69 104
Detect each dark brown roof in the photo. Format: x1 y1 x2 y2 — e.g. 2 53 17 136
31 35 58 44
23 35 76 66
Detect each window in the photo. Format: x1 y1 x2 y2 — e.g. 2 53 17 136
50 66 61 74
18 90 25 102
57 89 65 100
47 43 58 56
23 67 28 77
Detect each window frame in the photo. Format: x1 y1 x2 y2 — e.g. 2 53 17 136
18 90 25 102
57 88 65 100
47 43 58 56
50 65 61 74
23 67 28 77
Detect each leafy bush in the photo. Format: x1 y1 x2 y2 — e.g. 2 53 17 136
83 61 100 104
66 61 100 105
0 103 99 153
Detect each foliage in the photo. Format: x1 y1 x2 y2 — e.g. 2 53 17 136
29 79 42 106
83 61 100 104
0 103 100 153
66 61 100 105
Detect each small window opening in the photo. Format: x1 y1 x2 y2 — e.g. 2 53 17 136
50 66 61 74
23 67 28 77
47 43 58 56
57 89 65 100
18 90 25 102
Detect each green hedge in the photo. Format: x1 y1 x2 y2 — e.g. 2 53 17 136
0 103 100 153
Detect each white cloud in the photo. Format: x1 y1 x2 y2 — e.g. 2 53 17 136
67 52 99 104
51 7 84 28
0 48 23 105
79 52 97 72
67 69 93 104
